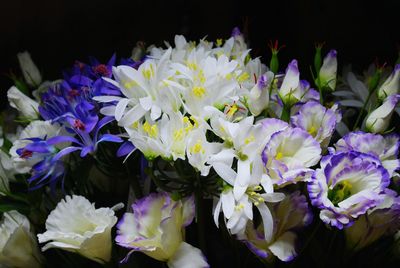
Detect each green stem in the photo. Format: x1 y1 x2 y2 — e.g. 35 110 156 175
195 173 206 253
280 104 291 122
352 91 374 130
125 162 143 199
318 85 324 105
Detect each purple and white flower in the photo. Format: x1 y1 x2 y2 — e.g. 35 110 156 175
262 126 321 186
238 192 312 262
291 101 341 148
308 151 390 229
345 189 400 250
318 49 337 91
334 131 400 177
116 192 208 268
377 64 400 100
278 60 301 106
366 94 400 133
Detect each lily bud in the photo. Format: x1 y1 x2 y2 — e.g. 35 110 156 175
17 51 42 87
318 49 337 91
366 94 400 133
377 64 400 100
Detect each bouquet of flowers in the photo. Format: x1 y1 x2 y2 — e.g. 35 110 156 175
1 27 399 267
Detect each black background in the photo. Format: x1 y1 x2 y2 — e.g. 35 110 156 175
1 0 399 106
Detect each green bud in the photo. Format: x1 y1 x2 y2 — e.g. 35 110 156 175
268 40 284 74
368 68 382 92
270 52 279 74
314 45 323 75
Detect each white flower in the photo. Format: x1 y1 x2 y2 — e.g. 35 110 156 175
10 120 61 174
7 86 39 119
208 115 271 199
171 52 239 118
37 195 119 264
186 127 222 176
95 48 181 127
377 64 400 100
126 112 200 161
0 210 43 268
17 51 42 87
366 94 400 133
213 181 284 242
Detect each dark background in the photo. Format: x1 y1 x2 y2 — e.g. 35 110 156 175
1 0 399 108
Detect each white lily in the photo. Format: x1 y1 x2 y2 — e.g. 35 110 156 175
171 51 239 119
209 115 271 199
94 48 181 128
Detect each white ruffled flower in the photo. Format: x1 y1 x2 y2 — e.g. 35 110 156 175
17 51 42 87
37 195 119 264
366 94 400 133
7 86 39 119
9 120 61 174
0 210 43 268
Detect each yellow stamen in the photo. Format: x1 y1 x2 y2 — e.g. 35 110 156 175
190 140 205 154
192 86 206 98
143 121 158 138
237 72 250 83
276 151 284 160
